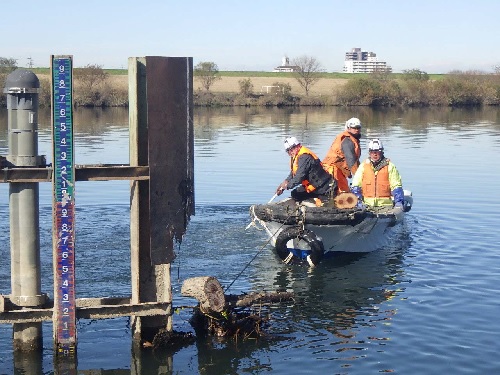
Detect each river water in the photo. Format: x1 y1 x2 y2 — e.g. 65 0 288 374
1 106 499 374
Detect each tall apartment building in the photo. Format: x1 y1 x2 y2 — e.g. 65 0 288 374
343 48 392 73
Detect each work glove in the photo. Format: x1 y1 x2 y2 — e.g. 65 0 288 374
276 180 288 196
392 187 404 207
351 186 363 201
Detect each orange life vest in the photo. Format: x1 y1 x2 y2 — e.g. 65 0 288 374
322 131 361 177
291 146 322 193
361 158 391 198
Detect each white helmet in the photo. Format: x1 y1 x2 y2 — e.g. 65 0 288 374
284 136 300 151
368 138 384 152
345 117 362 130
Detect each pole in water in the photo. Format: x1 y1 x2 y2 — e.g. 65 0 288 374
245 193 278 230
268 193 278 203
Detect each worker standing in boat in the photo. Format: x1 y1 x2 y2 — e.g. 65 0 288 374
350 139 405 208
322 117 362 193
276 136 335 203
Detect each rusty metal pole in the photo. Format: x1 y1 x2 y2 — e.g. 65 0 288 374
4 68 46 351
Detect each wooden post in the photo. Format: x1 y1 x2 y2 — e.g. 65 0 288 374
129 56 194 343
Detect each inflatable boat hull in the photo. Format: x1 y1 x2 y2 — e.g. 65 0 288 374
249 191 412 265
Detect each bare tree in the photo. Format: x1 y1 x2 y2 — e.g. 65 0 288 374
194 61 221 91
0 57 18 97
0 57 17 73
292 55 324 96
238 78 254 96
74 64 109 92
271 81 292 98
402 69 429 81
371 67 393 81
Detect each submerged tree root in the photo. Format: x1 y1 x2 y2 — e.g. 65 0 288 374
189 290 295 340
143 279 294 349
149 329 196 350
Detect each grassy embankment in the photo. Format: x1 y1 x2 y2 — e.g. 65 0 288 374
3 68 499 108
190 71 452 107
31 68 389 96
191 71 500 107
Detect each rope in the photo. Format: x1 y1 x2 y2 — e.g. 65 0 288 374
224 206 295 293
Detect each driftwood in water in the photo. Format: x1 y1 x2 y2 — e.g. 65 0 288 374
181 276 225 313
226 291 295 308
181 277 294 339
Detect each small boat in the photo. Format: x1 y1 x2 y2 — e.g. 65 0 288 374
248 191 413 266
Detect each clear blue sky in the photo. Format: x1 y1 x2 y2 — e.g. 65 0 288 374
2 0 499 73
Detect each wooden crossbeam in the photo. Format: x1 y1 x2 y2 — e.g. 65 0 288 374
0 165 150 183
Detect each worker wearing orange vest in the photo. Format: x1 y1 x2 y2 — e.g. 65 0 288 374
351 139 404 208
276 136 335 203
322 117 362 192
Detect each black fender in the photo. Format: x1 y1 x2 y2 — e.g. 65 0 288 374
274 226 325 266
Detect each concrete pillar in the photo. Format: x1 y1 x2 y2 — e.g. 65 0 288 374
4 68 46 351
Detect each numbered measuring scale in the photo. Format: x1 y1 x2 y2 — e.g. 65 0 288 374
51 55 76 356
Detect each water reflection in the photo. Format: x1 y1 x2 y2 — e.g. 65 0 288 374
1 106 500 374
258 224 409 319
2 106 500 153
192 105 500 128
242 223 413 372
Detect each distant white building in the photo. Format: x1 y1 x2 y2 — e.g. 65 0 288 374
274 56 300 72
343 48 392 73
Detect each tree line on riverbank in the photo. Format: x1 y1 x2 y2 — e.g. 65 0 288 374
193 61 500 107
1 57 500 108
194 70 500 108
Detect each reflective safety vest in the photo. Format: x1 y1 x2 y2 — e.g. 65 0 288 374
322 131 361 177
291 146 326 193
361 158 391 199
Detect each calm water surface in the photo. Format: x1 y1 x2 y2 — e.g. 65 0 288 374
1 106 499 374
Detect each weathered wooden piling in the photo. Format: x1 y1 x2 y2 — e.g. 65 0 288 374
128 56 194 343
